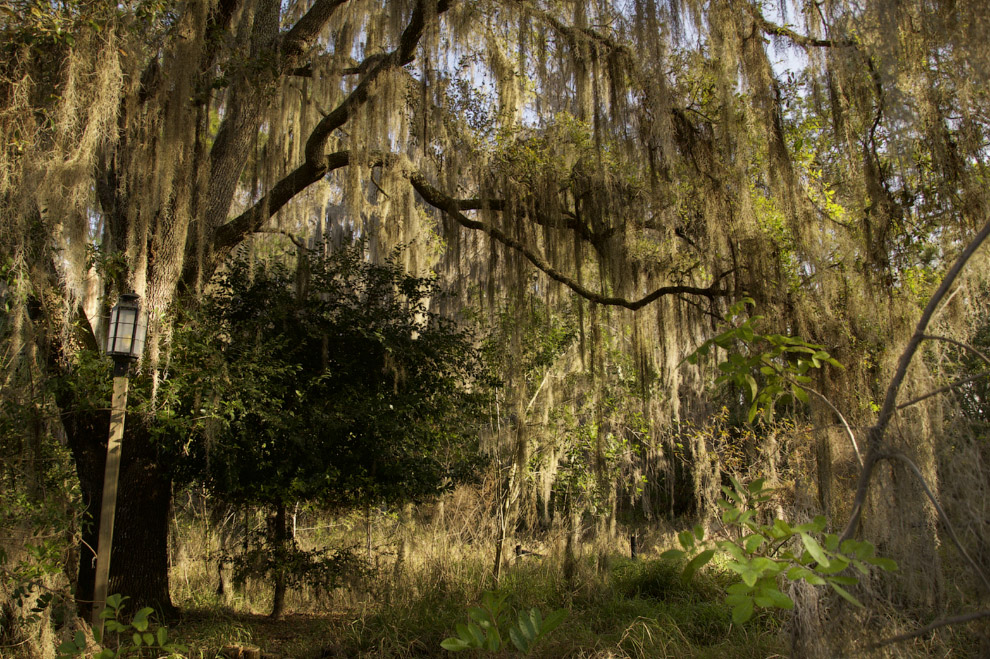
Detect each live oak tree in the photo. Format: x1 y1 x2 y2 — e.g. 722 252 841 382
2 0 990 638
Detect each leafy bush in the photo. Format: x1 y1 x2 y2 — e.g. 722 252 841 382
663 476 897 624
440 590 567 654
56 594 186 658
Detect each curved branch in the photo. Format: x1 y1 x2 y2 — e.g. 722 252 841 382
871 610 990 648
409 173 731 309
841 219 990 541
304 0 450 164
282 0 351 62
796 384 863 467
923 334 990 369
878 451 990 593
896 370 990 411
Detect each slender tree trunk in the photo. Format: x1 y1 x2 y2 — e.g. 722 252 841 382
269 502 288 620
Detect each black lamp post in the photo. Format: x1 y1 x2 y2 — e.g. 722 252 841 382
92 293 146 631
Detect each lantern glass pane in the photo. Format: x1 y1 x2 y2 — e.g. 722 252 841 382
106 302 144 359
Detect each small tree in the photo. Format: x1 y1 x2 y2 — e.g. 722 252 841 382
164 244 491 616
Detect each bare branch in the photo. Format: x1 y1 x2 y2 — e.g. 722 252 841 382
256 229 314 252
798 384 863 467
896 371 990 411
841 219 990 542
879 450 990 593
923 334 990 369
871 610 990 648
282 0 351 61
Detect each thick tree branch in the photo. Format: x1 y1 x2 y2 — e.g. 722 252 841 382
218 147 731 309
282 0 351 61
409 173 731 309
214 152 351 251
304 0 451 165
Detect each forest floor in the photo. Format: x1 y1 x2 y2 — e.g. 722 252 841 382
168 555 788 658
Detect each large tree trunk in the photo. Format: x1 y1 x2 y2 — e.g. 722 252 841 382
64 406 175 620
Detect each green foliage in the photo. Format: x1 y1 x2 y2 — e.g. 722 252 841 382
687 298 844 423
440 590 567 654
230 541 367 595
162 243 492 507
661 476 897 624
56 594 186 658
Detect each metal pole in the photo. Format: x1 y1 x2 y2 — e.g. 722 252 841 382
91 368 130 633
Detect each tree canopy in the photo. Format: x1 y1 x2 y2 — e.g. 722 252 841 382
2 0 989 630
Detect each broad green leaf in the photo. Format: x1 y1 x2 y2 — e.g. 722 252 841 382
542 608 567 635
800 533 830 568
73 631 85 648
661 548 686 561
132 607 153 632
157 627 167 646
791 384 809 404
519 609 536 640
509 626 529 654
747 401 760 423
440 637 471 651
786 566 826 586
772 519 792 537
693 524 705 541
725 593 750 607
57 641 77 655
732 597 755 624
726 582 751 595
753 595 774 608
744 374 758 401
817 556 849 574
747 478 766 494
744 533 766 554
718 540 746 562
484 627 500 651
829 582 864 608
678 530 695 551
828 575 859 586
466 622 485 647
133 632 143 646
841 539 871 557
866 556 898 571
142 632 154 646
683 549 715 580
468 607 491 625
765 588 794 610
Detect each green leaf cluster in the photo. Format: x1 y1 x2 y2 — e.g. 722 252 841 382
57 594 186 658
440 590 567 654
687 298 843 423
661 477 896 624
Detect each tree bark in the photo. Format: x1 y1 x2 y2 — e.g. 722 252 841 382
64 407 176 619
